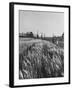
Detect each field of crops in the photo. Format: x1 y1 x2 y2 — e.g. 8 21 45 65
19 38 64 79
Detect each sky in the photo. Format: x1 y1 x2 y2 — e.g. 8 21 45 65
19 10 64 37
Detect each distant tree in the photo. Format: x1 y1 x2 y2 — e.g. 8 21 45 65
26 32 34 37
30 32 34 37
36 31 39 39
52 35 57 44
41 33 43 39
37 33 39 38
62 33 64 39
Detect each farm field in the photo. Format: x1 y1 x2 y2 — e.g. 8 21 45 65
19 38 64 79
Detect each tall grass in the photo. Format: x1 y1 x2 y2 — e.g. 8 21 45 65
19 41 64 79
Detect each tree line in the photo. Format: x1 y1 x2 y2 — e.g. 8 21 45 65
19 32 64 44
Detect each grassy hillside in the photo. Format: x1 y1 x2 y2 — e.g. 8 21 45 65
19 38 64 79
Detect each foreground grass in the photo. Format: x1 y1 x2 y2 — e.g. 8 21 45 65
19 38 64 79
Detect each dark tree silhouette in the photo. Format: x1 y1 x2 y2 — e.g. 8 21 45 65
41 33 43 39
52 35 57 44
26 32 34 37
37 33 39 38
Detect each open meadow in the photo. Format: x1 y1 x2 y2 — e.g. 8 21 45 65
19 38 64 79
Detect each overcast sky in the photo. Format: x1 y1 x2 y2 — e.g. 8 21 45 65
19 10 64 37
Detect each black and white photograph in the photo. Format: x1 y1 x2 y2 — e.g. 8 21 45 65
19 10 64 79
9 2 70 87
